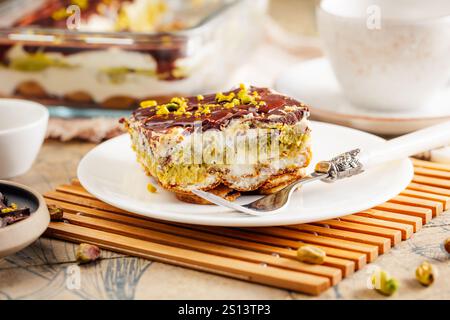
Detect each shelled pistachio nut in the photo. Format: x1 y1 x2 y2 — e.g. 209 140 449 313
371 270 399 296
76 243 101 264
416 261 436 287
296 245 326 264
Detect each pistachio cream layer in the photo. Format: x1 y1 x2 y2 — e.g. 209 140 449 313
122 85 312 193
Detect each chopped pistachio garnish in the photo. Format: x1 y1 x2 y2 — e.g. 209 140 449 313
156 105 170 115
138 85 265 118
173 106 187 115
71 0 89 10
237 86 255 104
51 8 69 21
170 97 185 105
147 183 157 193
102 67 156 84
140 100 158 108
216 92 235 103
252 91 261 98
10 51 73 72
200 105 212 114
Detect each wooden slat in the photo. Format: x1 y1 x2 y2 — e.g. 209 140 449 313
62 212 343 285
202 225 379 262
56 184 97 199
45 191 130 215
314 219 402 245
411 158 450 172
244 227 380 260
375 202 432 224
339 215 413 240
413 175 450 189
183 226 366 269
283 225 391 253
357 209 422 232
414 167 450 180
389 195 443 216
401 189 450 211
46 223 330 295
408 182 450 197
50 233 252 281
45 198 356 275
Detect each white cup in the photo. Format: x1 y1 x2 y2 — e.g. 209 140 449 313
317 0 450 111
0 99 48 179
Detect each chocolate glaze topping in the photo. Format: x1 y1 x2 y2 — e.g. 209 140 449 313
130 87 309 133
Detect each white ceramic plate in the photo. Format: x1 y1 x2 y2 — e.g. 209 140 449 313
77 121 413 227
275 58 450 136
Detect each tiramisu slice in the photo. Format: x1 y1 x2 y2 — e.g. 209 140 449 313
121 84 312 204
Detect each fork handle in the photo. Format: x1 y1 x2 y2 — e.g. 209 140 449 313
359 120 450 170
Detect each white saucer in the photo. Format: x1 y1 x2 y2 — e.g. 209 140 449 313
77 122 413 227
275 58 450 136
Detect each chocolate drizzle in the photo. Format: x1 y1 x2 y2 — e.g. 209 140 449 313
131 87 309 133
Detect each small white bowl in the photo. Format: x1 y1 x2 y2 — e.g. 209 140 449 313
0 99 49 179
0 180 50 258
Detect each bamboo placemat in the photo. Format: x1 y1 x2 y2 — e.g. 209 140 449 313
44 158 450 296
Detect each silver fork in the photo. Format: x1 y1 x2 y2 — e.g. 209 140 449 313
192 120 450 216
192 149 363 216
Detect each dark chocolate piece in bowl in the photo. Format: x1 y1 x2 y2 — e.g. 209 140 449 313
0 184 39 228
0 181 49 257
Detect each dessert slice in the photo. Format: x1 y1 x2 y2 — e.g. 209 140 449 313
121 84 312 204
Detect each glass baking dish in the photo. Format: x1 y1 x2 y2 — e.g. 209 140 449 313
0 0 268 110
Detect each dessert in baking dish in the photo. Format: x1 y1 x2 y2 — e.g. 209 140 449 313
14 0 186 33
121 84 312 204
0 0 268 109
